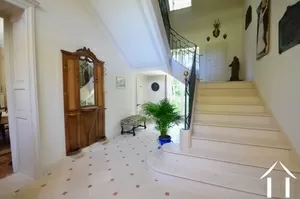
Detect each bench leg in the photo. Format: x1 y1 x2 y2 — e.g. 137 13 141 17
133 127 136 136
144 121 146 129
121 126 124 135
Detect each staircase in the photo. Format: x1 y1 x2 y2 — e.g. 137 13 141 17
148 81 300 198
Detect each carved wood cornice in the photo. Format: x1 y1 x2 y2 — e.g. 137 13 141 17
61 47 105 65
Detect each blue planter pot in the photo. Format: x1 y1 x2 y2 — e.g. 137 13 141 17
158 135 172 146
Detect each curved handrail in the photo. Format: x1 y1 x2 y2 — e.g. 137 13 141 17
158 0 198 130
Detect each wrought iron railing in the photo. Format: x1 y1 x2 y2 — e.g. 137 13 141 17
158 0 198 130
184 55 197 130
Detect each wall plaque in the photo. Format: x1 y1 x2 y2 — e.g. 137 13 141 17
245 6 252 30
279 1 300 54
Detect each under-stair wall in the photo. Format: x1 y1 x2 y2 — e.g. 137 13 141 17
148 81 300 199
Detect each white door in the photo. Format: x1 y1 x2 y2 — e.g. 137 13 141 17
4 7 40 178
136 77 144 114
205 42 228 81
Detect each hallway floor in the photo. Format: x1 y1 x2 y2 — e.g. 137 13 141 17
0 142 12 179
0 125 202 199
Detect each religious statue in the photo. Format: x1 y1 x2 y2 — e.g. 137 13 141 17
229 56 240 81
256 0 270 59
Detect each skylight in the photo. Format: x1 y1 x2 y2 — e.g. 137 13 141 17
169 0 192 11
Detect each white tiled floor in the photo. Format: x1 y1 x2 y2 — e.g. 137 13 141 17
0 124 201 199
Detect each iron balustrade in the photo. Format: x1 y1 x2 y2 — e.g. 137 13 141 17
158 0 198 130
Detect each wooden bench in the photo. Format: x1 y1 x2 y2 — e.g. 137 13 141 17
120 115 147 136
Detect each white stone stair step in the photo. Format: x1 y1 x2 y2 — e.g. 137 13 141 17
149 160 266 199
162 143 300 173
197 96 262 105
199 81 254 89
162 144 300 187
192 132 291 150
193 120 279 131
163 143 300 173
148 154 300 198
193 124 285 142
195 104 266 113
194 111 273 125
198 88 258 96
191 137 290 157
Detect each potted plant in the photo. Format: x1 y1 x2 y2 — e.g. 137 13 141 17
142 98 182 146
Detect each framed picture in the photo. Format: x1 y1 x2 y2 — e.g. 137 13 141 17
245 6 252 30
279 1 300 54
256 0 270 60
116 77 125 89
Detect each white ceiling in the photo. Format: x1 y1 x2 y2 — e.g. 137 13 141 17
170 0 244 17
169 0 244 31
91 0 167 70
192 0 244 14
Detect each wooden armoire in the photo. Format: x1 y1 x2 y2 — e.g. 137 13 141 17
61 47 106 156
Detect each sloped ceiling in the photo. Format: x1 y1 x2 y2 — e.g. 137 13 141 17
169 0 244 31
169 0 244 15
192 0 244 14
91 0 165 70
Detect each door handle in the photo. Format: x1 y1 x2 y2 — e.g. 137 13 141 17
137 104 141 107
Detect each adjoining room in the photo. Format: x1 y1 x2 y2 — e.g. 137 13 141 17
0 17 12 179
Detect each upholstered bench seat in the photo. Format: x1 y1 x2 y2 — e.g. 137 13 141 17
120 115 147 136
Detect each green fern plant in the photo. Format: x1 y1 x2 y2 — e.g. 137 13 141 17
142 98 182 138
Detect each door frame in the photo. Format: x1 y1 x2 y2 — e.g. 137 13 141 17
205 42 228 81
136 76 144 114
1 0 40 179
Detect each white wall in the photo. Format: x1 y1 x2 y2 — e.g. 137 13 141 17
170 7 245 80
0 18 4 95
0 18 3 47
146 75 166 103
36 0 136 169
244 0 300 154
0 47 4 95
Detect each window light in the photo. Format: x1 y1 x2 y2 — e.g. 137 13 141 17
169 0 192 11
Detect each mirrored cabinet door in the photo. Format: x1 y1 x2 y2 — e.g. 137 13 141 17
79 57 95 107
62 47 106 156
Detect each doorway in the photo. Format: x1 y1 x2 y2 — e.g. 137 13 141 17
205 42 228 81
0 16 12 179
0 0 40 180
136 76 145 114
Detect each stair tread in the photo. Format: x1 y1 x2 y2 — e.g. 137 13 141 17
196 104 264 107
148 153 300 198
194 111 271 117
196 101 263 105
199 81 253 84
198 88 256 90
193 120 279 131
199 95 259 97
162 143 300 173
198 88 254 90
192 132 291 149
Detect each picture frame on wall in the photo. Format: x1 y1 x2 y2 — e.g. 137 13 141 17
279 1 300 54
116 77 126 89
245 6 252 30
256 0 270 60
